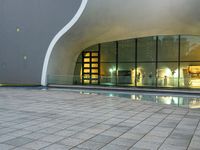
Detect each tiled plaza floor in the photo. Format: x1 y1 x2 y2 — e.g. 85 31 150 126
0 88 199 150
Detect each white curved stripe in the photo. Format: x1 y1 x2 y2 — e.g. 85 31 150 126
41 0 88 86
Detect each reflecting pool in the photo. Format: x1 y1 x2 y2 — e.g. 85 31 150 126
49 88 200 109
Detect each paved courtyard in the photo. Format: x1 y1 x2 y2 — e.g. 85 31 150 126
0 88 199 150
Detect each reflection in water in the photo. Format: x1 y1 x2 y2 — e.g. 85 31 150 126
79 90 200 109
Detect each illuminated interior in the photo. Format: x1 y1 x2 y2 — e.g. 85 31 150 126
74 35 200 88
82 51 99 84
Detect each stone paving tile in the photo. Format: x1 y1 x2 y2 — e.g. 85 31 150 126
131 140 161 150
100 144 129 150
71 132 96 140
13 147 33 150
41 143 72 150
3 137 34 147
110 137 137 147
0 88 199 150
120 132 144 140
59 137 85 147
40 134 65 143
77 140 105 150
54 129 78 137
90 134 116 144
71 147 88 150
159 143 187 150
23 132 48 140
0 143 14 150
22 140 52 149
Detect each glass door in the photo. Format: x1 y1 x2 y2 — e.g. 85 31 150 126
82 51 100 85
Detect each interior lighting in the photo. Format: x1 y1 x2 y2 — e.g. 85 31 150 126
109 68 116 73
131 95 136 100
109 69 113 73
165 68 172 77
173 69 179 78
191 79 200 87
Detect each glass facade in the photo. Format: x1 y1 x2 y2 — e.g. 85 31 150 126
74 35 200 89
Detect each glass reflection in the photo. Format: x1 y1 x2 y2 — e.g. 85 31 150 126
157 63 178 88
180 62 200 88
137 63 156 87
137 36 156 61
118 63 135 86
158 36 179 61
181 36 200 61
101 42 116 62
118 39 135 62
100 63 116 86
73 35 200 89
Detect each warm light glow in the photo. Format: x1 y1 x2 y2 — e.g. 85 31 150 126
131 95 136 100
189 100 200 109
157 96 179 105
92 69 98 73
92 53 98 57
165 68 171 77
84 69 90 73
84 58 90 62
109 69 113 73
188 66 200 74
191 79 200 87
92 58 98 62
92 63 98 68
131 69 135 84
92 75 98 79
84 64 90 67
174 69 179 78
109 68 116 73
85 53 90 57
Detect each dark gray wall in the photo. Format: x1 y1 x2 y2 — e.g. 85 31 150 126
0 0 81 84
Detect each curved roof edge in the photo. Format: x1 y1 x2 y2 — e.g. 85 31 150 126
41 0 88 86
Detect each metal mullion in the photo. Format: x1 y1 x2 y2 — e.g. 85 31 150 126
178 35 181 88
89 52 92 84
98 44 101 85
155 36 159 87
135 39 138 87
82 52 84 85
116 41 119 86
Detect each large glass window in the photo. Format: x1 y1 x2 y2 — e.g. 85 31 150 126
101 42 116 62
74 35 200 89
137 37 156 62
85 45 98 52
100 63 116 86
180 36 200 61
180 62 200 88
73 63 82 85
137 63 156 87
118 39 135 62
157 63 178 88
158 36 179 61
118 63 135 86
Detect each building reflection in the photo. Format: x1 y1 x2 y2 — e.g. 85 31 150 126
130 94 200 109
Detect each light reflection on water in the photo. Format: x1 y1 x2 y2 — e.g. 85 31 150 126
79 90 200 109
50 88 200 109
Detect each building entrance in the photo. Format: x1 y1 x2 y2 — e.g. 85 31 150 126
82 51 100 85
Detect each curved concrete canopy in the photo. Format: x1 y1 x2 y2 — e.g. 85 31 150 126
42 0 200 86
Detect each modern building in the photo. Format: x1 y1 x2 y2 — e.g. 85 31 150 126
1 0 200 89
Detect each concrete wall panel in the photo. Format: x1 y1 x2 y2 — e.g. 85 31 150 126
0 0 81 84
